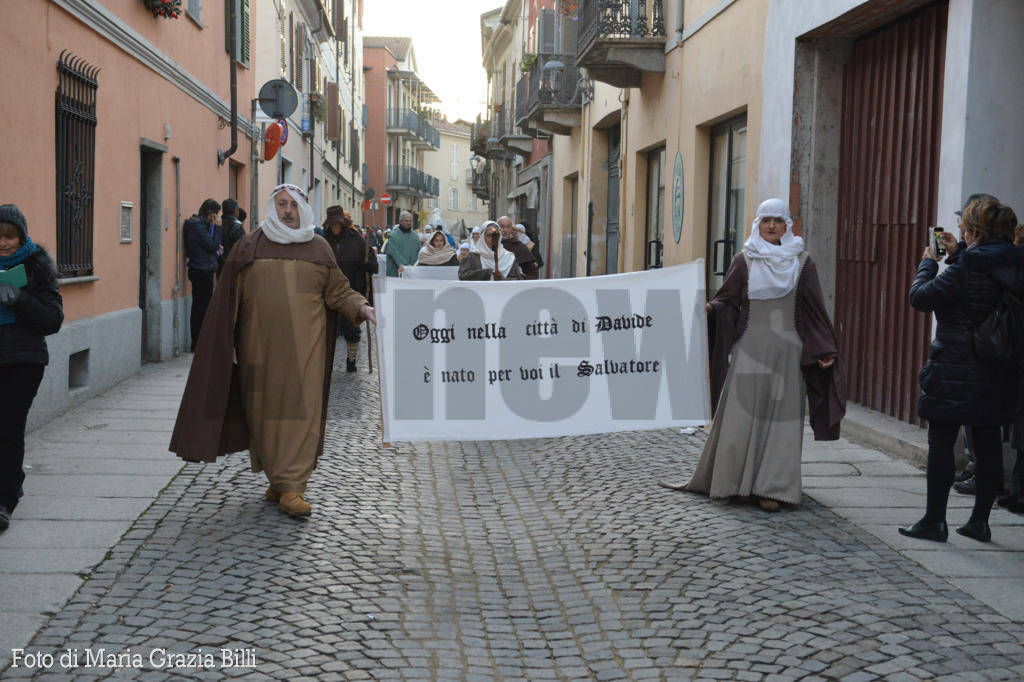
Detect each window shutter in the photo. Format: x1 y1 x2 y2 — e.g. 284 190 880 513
539 9 556 54
561 12 578 56
333 0 344 38
280 18 287 75
295 23 305 91
289 13 295 82
240 0 250 67
327 81 339 141
351 126 360 167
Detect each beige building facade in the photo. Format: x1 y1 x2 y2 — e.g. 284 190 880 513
421 120 490 236
546 0 766 289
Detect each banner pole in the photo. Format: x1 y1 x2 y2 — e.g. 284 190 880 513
372 278 390 449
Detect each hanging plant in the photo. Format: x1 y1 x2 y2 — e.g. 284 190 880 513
558 1 578 20
520 53 537 73
142 0 182 19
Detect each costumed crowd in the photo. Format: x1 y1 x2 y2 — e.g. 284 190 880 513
1 190 1021 541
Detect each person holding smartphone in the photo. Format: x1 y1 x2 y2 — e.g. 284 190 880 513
900 196 1024 543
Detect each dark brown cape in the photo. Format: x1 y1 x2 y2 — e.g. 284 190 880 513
169 229 361 462
502 237 539 279
708 252 847 440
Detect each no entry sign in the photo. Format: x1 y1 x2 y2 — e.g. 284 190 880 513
380 193 392 206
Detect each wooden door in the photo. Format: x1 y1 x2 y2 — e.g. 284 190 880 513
835 2 947 423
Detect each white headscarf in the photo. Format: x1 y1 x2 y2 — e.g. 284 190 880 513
473 225 516 277
742 198 805 299
260 184 316 244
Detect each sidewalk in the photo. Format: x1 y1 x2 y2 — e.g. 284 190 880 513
802 432 1024 621
0 357 189 669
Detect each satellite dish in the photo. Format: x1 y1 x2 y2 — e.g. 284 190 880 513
258 79 299 119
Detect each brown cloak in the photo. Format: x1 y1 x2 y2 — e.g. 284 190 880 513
169 229 366 462
708 252 846 440
502 237 539 279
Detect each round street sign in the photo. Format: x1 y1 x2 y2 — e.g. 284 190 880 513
258 79 299 119
380 193 392 206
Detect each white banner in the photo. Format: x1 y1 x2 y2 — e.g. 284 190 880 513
400 265 461 280
373 262 711 442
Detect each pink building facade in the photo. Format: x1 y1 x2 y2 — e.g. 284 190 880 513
1 0 257 428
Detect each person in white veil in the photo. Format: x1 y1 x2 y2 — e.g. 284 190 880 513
659 198 845 512
171 183 376 519
458 222 523 281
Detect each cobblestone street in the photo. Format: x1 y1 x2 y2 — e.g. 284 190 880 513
5 348 1024 681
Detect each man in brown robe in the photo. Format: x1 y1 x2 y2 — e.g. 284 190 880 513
497 216 539 279
170 184 376 518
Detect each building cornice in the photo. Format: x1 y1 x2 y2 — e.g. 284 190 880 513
53 0 255 137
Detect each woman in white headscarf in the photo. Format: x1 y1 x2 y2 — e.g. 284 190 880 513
660 198 846 512
416 230 459 266
458 223 523 280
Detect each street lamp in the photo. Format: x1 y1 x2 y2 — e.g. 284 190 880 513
541 58 565 97
470 154 482 172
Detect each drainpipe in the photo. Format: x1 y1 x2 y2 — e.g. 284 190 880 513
675 0 684 41
218 0 238 165
172 156 182 356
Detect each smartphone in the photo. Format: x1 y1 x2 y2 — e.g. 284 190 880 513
929 226 946 257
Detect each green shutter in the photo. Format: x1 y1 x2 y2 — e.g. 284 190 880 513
224 0 249 67
240 0 250 67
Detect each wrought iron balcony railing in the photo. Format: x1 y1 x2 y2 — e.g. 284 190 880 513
577 0 667 87
470 115 490 155
472 168 489 200
515 53 582 134
579 0 666 50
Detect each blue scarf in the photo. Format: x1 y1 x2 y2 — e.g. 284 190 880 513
0 236 38 326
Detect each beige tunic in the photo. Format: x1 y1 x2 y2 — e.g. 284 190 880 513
234 257 364 492
685 267 807 504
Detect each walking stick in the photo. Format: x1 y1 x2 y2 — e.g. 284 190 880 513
365 235 374 374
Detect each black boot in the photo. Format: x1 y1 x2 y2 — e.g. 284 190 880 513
953 476 976 495
346 359 357 373
898 518 948 542
956 521 991 542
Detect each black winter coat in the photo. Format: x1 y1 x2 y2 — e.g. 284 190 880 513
323 228 377 297
221 215 246 262
910 240 1024 426
183 215 222 272
0 247 64 366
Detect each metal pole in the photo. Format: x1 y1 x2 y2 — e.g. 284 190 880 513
250 99 259 230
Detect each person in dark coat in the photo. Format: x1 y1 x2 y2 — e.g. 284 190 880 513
0 204 64 531
900 197 1024 543
323 206 378 372
219 198 246 268
497 216 539 279
184 199 222 352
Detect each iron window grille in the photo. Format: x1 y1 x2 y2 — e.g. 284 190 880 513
55 51 99 279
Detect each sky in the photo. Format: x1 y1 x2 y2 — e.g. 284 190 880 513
362 0 503 123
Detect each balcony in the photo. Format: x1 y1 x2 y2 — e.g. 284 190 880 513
386 165 418 193
577 0 667 88
387 108 420 138
386 109 440 150
471 168 489 201
470 116 490 156
515 53 583 136
490 107 532 158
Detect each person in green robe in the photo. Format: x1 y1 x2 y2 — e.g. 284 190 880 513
384 211 421 277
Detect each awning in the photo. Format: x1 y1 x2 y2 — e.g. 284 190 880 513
506 180 538 209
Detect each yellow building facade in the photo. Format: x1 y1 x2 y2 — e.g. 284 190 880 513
547 0 767 295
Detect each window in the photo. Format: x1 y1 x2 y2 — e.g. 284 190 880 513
707 115 747 295
55 53 97 278
186 0 202 24
450 143 459 181
470 194 477 212
449 188 459 211
224 0 250 67
645 147 665 269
